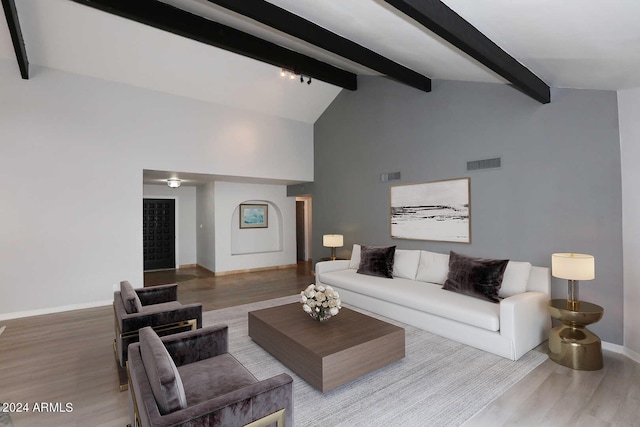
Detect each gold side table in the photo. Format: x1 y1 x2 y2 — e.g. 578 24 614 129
547 299 603 370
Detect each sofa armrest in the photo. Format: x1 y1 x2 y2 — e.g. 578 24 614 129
315 260 350 286
136 284 178 305
119 303 203 334
144 373 294 427
500 291 551 360
527 266 551 294
163 325 229 366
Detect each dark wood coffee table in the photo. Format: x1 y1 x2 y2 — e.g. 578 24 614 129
248 302 405 392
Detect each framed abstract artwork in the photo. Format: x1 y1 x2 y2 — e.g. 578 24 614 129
239 204 268 229
390 177 470 243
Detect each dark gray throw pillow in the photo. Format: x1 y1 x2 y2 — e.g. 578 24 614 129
120 280 142 314
442 251 509 303
139 327 188 415
357 245 396 279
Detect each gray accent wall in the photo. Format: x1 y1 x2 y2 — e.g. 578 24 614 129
307 76 623 344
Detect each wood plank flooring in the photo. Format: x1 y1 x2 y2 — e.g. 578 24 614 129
0 263 313 427
464 348 640 426
1 262 638 426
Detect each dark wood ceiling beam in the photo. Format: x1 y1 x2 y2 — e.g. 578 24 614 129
69 0 357 90
205 0 431 93
384 0 550 103
2 0 29 79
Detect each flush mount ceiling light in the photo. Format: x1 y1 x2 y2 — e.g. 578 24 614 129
167 178 181 188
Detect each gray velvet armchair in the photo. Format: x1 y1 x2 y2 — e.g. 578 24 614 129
114 281 203 390
127 325 293 427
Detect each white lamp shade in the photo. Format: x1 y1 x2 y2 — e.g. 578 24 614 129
551 253 595 280
323 234 344 248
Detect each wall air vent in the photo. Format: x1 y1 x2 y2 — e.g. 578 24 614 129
466 157 502 172
381 171 401 182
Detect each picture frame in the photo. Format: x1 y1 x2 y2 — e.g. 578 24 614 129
239 204 268 229
390 177 470 243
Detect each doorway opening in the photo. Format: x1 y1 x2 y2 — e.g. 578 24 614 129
295 196 312 262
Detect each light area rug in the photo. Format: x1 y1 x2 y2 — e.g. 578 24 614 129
203 295 547 427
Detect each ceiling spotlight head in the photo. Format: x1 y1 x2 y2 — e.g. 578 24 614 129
289 72 296 80
300 75 304 83
280 68 286 77
167 178 181 188
307 77 312 85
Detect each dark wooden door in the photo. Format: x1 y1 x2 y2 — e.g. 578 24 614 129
143 199 176 271
296 201 305 261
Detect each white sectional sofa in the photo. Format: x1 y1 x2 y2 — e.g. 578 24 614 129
315 246 551 360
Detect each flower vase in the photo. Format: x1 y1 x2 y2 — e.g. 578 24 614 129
311 311 331 322
301 284 341 323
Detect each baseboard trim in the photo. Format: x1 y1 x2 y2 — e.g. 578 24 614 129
196 265 215 275
625 347 640 363
213 264 298 277
602 341 640 364
0 300 112 322
179 264 197 269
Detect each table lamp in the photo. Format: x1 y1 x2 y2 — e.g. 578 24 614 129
551 253 595 311
323 234 344 261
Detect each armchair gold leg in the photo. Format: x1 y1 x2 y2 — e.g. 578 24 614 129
117 319 197 340
113 340 129 391
243 409 286 427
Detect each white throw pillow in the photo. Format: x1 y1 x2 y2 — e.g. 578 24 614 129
348 244 361 269
416 250 450 285
392 249 421 280
499 261 532 298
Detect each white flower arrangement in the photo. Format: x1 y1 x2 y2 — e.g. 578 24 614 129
300 284 342 321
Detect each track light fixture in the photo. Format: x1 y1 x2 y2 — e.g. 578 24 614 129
279 68 312 86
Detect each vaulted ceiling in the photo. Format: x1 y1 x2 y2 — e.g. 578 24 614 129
3 0 640 124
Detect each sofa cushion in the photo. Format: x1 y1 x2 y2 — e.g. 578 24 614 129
499 261 532 298
443 252 509 303
357 245 396 278
139 327 187 415
177 353 258 406
322 269 500 331
348 244 361 269
416 250 450 285
392 249 421 280
120 280 142 314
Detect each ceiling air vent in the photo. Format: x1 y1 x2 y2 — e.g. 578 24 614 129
466 157 502 172
381 171 401 182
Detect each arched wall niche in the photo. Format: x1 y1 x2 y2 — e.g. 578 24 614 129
213 181 296 274
230 200 284 255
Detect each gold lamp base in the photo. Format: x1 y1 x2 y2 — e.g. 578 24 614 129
547 299 604 371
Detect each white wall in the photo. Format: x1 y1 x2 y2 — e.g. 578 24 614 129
0 60 313 318
196 183 216 272
143 184 197 267
214 181 296 273
618 88 640 356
